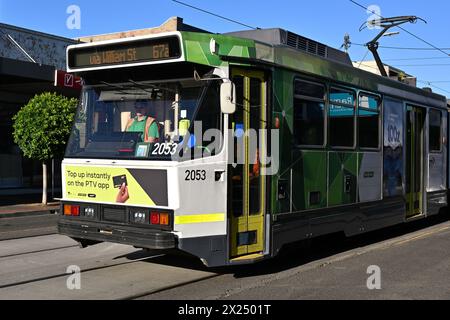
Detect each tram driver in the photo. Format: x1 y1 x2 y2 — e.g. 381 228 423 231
125 100 160 143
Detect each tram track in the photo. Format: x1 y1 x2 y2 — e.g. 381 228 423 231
0 253 166 290
0 244 79 260
121 273 222 300
0 234 218 299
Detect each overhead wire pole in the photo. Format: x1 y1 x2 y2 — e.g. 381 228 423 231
349 1 450 95
350 0 450 57
357 14 428 77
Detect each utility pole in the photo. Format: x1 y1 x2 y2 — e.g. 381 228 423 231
341 33 351 53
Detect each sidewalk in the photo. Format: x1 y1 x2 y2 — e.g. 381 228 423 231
0 190 60 219
0 202 59 219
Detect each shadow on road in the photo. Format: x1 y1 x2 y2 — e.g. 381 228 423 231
125 210 450 278
117 248 210 271
230 210 450 278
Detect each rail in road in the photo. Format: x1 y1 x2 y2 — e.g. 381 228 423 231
1 213 450 300
0 235 218 300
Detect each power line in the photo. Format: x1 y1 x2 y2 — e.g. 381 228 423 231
383 57 450 62
417 80 450 94
355 61 450 95
352 43 450 51
394 64 450 67
171 0 259 30
349 0 450 57
357 50 370 68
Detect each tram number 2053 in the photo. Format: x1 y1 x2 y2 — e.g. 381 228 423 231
152 143 178 156
185 170 207 181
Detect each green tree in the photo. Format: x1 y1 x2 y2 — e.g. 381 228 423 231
13 92 78 205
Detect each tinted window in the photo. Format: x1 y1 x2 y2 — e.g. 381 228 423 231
295 80 325 99
329 105 355 147
294 99 325 146
329 88 356 148
359 94 381 149
429 109 442 152
294 80 325 146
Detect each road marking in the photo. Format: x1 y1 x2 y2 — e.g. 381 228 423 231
392 226 450 247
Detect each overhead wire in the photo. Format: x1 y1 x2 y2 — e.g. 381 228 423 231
171 0 259 30
352 42 450 51
355 61 450 95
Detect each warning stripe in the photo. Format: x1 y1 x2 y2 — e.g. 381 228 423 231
175 213 226 225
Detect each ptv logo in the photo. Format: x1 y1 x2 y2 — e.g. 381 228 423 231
54 70 82 90
64 74 74 87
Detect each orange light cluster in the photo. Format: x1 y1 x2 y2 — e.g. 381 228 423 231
64 205 80 217
151 212 170 226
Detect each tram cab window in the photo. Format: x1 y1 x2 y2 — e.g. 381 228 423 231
358 94 381 149
429 109 442 153
329 88 356 148
293 79 325 147
65 79 222 160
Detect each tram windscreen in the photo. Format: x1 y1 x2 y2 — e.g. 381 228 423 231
65 79 222 160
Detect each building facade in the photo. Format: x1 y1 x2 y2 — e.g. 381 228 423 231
0 23 79 191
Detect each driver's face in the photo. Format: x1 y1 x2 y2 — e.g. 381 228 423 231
135 105 146 116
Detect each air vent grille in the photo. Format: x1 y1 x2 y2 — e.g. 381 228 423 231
286 32 327 58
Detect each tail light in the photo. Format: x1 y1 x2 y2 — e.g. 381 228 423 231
64 205 80 217
150 212 170 226
150 212 160 225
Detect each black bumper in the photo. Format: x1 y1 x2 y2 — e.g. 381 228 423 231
58 218 177 250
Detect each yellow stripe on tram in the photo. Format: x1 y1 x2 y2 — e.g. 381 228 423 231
175 213 226 225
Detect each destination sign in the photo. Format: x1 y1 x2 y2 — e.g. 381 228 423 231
68 36 181 69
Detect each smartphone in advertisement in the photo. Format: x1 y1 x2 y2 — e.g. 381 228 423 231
113 175 128 189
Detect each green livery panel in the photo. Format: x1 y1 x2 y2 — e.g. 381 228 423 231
328 152 358 206
292 151 327 210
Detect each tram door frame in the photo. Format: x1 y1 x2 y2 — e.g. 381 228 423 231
229 69 267 259
406 105 426 218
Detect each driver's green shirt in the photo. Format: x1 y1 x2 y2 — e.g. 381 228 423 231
127 117 159 141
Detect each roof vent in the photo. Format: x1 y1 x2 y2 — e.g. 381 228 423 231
225 28 351 65
286 32 327 58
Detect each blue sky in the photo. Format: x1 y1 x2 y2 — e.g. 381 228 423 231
1 0 449 96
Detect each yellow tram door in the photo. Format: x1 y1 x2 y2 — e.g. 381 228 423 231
229 69 267 260
406 105 425 218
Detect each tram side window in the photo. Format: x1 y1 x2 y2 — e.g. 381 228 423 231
329 87 356 148
429 109 442 152
359 94 381 149
293 80 325 146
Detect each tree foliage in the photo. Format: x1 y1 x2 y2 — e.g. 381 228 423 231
13 92 78 161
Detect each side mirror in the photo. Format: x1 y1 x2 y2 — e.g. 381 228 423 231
220 82 236 114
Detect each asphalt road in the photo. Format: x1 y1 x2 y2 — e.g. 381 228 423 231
141 214 450 300
1 212 450 300
0 234 216 300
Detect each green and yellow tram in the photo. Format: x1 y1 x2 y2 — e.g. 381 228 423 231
58 24 448 267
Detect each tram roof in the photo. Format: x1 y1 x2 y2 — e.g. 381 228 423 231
68 17 448 107
179 30 447 107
